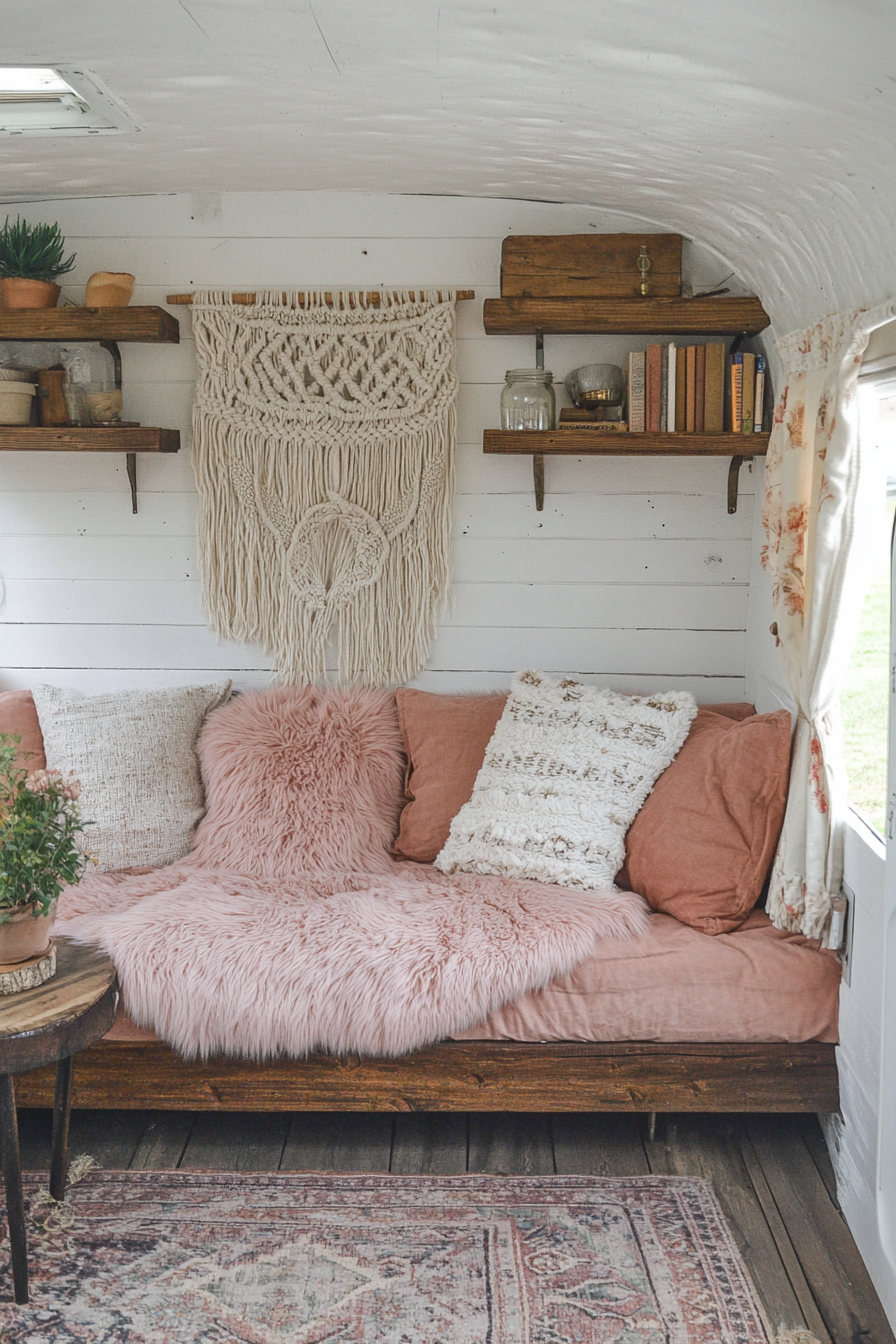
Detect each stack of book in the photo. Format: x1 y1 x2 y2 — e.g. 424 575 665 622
557 408 629 431
556 344 766 435
728 352 766 434
625 343 766 434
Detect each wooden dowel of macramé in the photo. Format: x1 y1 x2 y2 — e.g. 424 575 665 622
166 289 475 305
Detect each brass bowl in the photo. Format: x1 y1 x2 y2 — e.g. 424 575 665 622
564 363 626 412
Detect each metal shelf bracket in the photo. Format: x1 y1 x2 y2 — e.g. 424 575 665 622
98 339 138 513
728 455 748 514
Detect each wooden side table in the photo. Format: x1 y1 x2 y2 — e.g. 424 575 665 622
0 937 117 1304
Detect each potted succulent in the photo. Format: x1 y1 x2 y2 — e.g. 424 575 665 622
0 734 88 967
0 216 77 309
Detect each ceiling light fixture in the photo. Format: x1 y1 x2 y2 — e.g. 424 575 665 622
0 67 139 136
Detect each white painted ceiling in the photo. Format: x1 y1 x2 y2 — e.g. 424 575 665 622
2 0 895 327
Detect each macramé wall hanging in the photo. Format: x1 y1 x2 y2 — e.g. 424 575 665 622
190 289 459 687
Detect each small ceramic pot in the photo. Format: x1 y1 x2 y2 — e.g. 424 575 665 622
0 278 61 309
0 382 36 426
85 272 135 307
0 904 55 965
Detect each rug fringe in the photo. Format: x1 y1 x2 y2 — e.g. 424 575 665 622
32 1154 99 1239
774 1330 824 1343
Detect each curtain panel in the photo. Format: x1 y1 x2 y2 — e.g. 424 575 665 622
761 300 896 943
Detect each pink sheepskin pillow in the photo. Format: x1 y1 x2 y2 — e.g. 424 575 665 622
189 686 405 875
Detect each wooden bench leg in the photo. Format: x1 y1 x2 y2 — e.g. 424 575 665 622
50 1055 74 1203
0 1073 27 1304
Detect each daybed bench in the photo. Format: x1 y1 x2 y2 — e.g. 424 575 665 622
3 684 841 1117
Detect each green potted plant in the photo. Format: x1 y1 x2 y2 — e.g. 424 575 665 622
0 216 77 310
0 734 89 971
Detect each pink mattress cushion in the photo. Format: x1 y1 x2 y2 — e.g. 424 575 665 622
623 708 792 935
452 909 839 1044
190 685 405 875
394 688 508 862
106 908 839 1046
0 690 47 773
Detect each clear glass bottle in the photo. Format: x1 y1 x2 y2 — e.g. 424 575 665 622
500 368 556 430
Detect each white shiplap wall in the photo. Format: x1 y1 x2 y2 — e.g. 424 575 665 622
0 192 755 698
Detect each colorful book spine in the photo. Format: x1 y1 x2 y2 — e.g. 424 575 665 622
667 343 677 434
741 352 756 434
703 342 725 433
627 351 646 432
675 343 686 432
685 345 697 432
695 344 706 434
754 356 766 432
659 344 669 432
730 352 744 433
556 420 629 431
646 343 662 433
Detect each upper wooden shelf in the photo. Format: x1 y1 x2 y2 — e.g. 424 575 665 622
0 307 179 344
484 430 771 456
482 296 770 337
0 427 180 453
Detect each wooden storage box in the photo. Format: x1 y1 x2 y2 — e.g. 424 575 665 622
500 233 683 298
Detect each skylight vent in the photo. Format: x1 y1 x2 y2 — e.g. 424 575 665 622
0 68 139 136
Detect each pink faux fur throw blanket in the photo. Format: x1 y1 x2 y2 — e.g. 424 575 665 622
57 687 648 1060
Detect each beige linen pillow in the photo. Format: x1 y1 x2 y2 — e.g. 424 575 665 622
435 670 697 890
33 681 232 873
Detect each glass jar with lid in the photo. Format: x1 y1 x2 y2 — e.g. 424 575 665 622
500 368 556 431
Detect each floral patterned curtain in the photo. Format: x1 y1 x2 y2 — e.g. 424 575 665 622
761 300 896 944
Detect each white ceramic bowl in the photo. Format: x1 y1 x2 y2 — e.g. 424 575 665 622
0 368 31 383
0 382 36 425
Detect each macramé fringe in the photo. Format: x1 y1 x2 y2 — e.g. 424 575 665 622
190 289 458 687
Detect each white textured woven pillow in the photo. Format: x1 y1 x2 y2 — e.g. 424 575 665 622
33 681 232 873
435 670 697 890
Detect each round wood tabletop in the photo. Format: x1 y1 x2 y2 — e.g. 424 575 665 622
0 938 117 1075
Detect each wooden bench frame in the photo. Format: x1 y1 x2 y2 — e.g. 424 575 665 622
16 1039 839 1114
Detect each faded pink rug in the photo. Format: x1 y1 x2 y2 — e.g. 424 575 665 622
1 1172 775 1342
57 687 647 1059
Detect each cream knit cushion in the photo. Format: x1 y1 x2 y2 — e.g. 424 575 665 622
435 670 697 890
33 682 232 873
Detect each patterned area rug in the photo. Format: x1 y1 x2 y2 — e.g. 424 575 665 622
1 1171 777 1342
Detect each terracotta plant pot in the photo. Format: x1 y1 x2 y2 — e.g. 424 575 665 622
85 271 135 307
0 904 55 965
0 278 61 309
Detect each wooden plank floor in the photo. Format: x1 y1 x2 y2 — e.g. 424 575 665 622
17 1108 895 1343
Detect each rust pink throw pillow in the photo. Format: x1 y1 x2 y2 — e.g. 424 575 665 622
623 708 793 934
191 685 405 875
394 689 508 862
0 690 46 772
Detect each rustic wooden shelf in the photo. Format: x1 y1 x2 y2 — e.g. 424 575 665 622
485 430 769 514
0 427 180 453
484 430 770 456
0 306 179 344
483 295 770 336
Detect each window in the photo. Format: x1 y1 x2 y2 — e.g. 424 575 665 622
841 376 896 837
0 67 138 137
